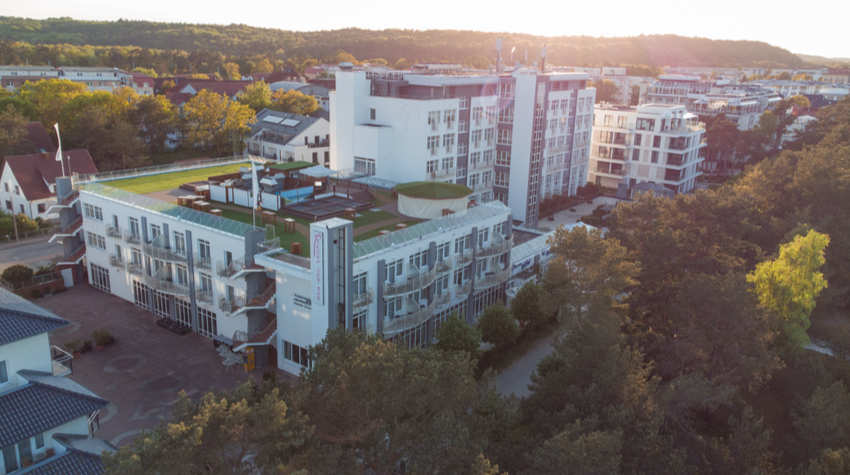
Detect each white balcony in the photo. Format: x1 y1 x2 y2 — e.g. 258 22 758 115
143 267 190 296
455 249 474 267
108 253 124 269
476 235 513 259
123 230 141 245
52 346 73 377
353 288 374 310
383 300 436 335
106 225 121 239
142 234 188 263
196 287 214 304
127 262 144 276
384 265 437 298
474 266 511 291
219 295 246 314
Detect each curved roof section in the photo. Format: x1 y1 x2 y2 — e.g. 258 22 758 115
394 181 472 199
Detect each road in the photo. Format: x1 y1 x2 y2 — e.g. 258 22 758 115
0 236 64 271
496 335 557 398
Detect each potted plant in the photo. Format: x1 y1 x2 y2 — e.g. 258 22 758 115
64 339 81 358
92 329 113 350
81 339 93 354
21 457 32 468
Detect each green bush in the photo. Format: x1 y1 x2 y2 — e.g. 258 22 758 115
477 303 520 349
92 329 114 346
64 339 81 354
2 264 33 285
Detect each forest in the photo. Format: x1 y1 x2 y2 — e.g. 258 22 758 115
0 16 808 76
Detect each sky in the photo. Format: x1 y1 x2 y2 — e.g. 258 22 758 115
6 0 848 59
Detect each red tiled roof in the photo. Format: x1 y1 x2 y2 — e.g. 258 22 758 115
25 122 56 154
165 92 192 107
3 150 97 201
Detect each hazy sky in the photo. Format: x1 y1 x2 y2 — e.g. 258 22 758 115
6 0 848 59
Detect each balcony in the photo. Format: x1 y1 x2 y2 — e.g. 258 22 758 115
384 265 437 298
353 288 374 310
429 147 438 156
48 216 84 243
669 141 688 151
475 266 512 291
383 300 436 336
124 230 141 245
195 254 212 271
666 153 685 166
143 267 190 296
434 291 452 307
217 256 264 279
545 161 567 173
57 244 86 265
127 262 144 276
471 180 493 191
52 345 73 377
436 258 452 274
455 249 474 267
546 144 568 155
196 287 214 304
476 235 513 259
106 225 121 239
427 167 455 180
142 234 188 263
595 167 626 176
456 280 472 295
219 295 246 314
574 138 590 149
471 159 494 170
108 253 124 269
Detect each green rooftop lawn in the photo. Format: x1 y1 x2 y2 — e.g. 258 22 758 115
219 208 311 257
268 161 314 171
106 163 248 194
352 209 398 228
394 181 471 199
354 220 420 242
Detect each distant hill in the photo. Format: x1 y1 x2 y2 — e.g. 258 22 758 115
797 53 850 65
0 17 806 71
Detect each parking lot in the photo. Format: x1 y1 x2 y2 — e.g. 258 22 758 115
40 285 277 447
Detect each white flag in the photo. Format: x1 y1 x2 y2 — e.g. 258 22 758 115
53 123 62 162
251 164 260 210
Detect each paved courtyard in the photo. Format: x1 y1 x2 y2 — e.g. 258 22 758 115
537 196 625 232
40 285 276 447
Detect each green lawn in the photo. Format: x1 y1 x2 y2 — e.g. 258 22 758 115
219 209 310 257
354 220 420 242
352 209 398 229
106 163 248 194
275 211 315 227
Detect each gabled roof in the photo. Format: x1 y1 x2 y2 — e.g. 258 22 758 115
168 80 252 97
54 434 117 456
0 288 69 345
0 374 109 447
249 109 325 145
20 449 106 475
165 92 192 107
25 122 57 154
3 150 97 201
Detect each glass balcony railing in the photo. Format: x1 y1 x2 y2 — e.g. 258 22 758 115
143 267 190 296
384 265 437 297
474 266 512 291
353 288 374 310
383 300 436 335
476 235 513 259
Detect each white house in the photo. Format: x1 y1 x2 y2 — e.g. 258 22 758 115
588 103 706 194
0 150 97 220
0 288 114 474
245 109 330 166
331 67 595 227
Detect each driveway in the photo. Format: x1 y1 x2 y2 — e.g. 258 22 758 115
0 235 63 272
41 285 277 447
496 335 557 398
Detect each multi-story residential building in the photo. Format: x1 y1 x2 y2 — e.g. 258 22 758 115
0 66 60 92
56 67 124 92
49 173 278 367
331 67 595 227
749 79 828 97
245 109 330 165
821 69 850 84
254 201 526 374
588 104 706 195
643 76 781 130
1 150 98 220
0 287 114 474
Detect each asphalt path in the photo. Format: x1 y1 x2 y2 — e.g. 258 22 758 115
496 334 558 398
0 235 64 271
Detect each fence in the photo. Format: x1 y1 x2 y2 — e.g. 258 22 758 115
1 271 64 291
0 227 55 243
73 154 264 184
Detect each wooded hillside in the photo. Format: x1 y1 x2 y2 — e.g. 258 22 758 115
0 16 805 71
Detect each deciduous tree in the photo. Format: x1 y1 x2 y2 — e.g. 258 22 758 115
0 105 31 160
238 81 273 113
433 312 482 359
270 89 319 116
509 281 548 330
477 304 519 349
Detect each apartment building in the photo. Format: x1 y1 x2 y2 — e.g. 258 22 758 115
254 202 524 375
48 176 278 367
588 104 706 195
643 76 781 130
331 68 595 227
749 79 828 97
0 288 114 474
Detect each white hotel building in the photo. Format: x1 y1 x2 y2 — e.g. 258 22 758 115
331 68 596 227
589 104 706 195
50 168 559 374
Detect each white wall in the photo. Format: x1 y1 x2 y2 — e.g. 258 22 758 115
0 334 52 394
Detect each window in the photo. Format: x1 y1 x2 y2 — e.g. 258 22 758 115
603 115 613 126
19 204 24 214
437 242 450 261
484 128 494 145
428 111 441 129
426 160 438 173
618 116 628 128
497 129 512 145
454 234 471 254
495 172 510 187
485 106 497 124
427 135 439 153
470 152 481 166
453 266 469 285
651 151 659 163
409 250 427 270
498 107 514 123
634 133 642 146
386 259 403 282
471 130 482 147
444 110 456 128
459 97 470 109
128 217 140 238
173 232 186 255
90 263 110 293
458 120 469 133
34 433 44 450
441 157 453 171
83 203 103 221
150 224 161 240
472 107 483 125
477 227 490 246
496 150 511 166
2 183 7 192
457 143 468 156
175 264 189 286
353 272 367 295
14 185 20 195
442 134 455 152
370 108 376 120
385 295 403 319
653 135 662 148
198 307 217 339
200 273 212 292
496 192 508 205
499 83 514 98
632 149 641 161
636 118 655 131
493 221 507 237
456 166 466 178
0 360 7 385
86 232 106 250
483 150 493 164
3 444 17 472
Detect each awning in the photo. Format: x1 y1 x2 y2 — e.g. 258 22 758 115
300 165 338 178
